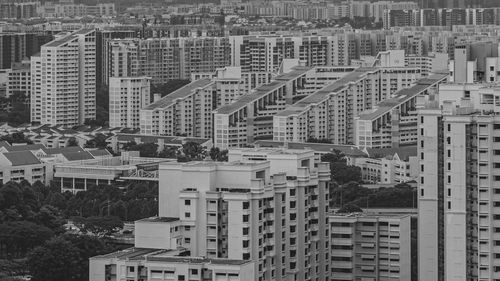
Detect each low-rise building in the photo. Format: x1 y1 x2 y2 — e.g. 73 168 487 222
0 150 45 184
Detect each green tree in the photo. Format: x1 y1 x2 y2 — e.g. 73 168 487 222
321 150 362 185
122 142 158 157
337 203 363 213
84 134 108 149
27 237 81 281
158 146 179 159
67 138 79 147
209 147 228 162
75 216 123 237
182 141 206 161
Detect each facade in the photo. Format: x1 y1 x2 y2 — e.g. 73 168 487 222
107 37 231 85
0 32 53 69
418 85 500 281
39 2 115 18
0 1 39 19
383 8 499 29
109 76 151 129
329 213 412 281
31 29 96 126
355 73 448 149
91 148 331 281
6 60 31 98
273 67 422 146
213 66 357 149
0 150 45 184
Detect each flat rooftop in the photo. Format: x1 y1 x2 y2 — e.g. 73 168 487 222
254 140 367 157
215 66 312 115
276 68 374 117
144 78 213 110
92 247 250 266
137 217 179 223
357 73 448 121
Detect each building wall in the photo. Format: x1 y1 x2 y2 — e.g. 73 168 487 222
109 77 151 129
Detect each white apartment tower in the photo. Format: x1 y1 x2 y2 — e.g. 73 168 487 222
109 76 151 129
31 29 96 126
419 89 500 281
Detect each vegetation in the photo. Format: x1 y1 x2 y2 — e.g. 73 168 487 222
0 180 156 280
0 132 33 145
0 92 30 126
121 141 226 162
150 79 191 102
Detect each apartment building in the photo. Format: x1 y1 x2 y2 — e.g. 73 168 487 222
39 2 115 18
106 133 212 154
355 73 447 149
273 67 422 146
213 65 358 149
31 29 96 126
0 32 53 69
109 76 151 129
384 8 500 29
329 213 411 281
418 85 500 281
139 78 215 138
6 60 31 97
90 247 255 281
107 37 231 84
90 148 331 281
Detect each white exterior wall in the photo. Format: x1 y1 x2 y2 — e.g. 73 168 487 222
109 76 151 129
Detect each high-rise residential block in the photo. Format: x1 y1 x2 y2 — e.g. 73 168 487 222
107 37 231 85
0 32 53 69
30 29 96 126
329 213 412 280
418 84 500 281
90 147 331 281
273 67 422 146
355 73 447 149
6 60 30 98
109 76 151 129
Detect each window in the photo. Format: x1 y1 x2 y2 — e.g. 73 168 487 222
448 124 451 131
421 177 424 184
185 199 191 205
290 188 296 196
421 189 424 196
185 212 191 218
448 189 451 196
243 201 249 209
448 150 451 157
243 214 249 222
243 227 249 235
243 240 249 248
421 116 424 124
448 201 451 209
191 269 198 275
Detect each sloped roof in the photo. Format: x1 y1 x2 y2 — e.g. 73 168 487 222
366 146 417 161
2 151 41 166
42 146 85 155
62 151 95 161
3 144 46 152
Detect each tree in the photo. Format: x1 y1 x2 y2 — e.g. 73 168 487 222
0 221 54 258
0 132 32 144
158 146 179 159
337 204 363 213
321 150 362 185
75 216 123 237
27 237 81 281
182 141 206 161
307 137 332 144
209 147 228 162
84 134 108 149
67 137 79 147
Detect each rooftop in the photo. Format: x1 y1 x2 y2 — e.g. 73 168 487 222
137 217 179 223
254 140 367 157
143 78 213 110
2 151 41 166
43 29 94 48
92 247 250 266
276 68 374 117
358 73 448 121
366 145 417 161
215 66 312 115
